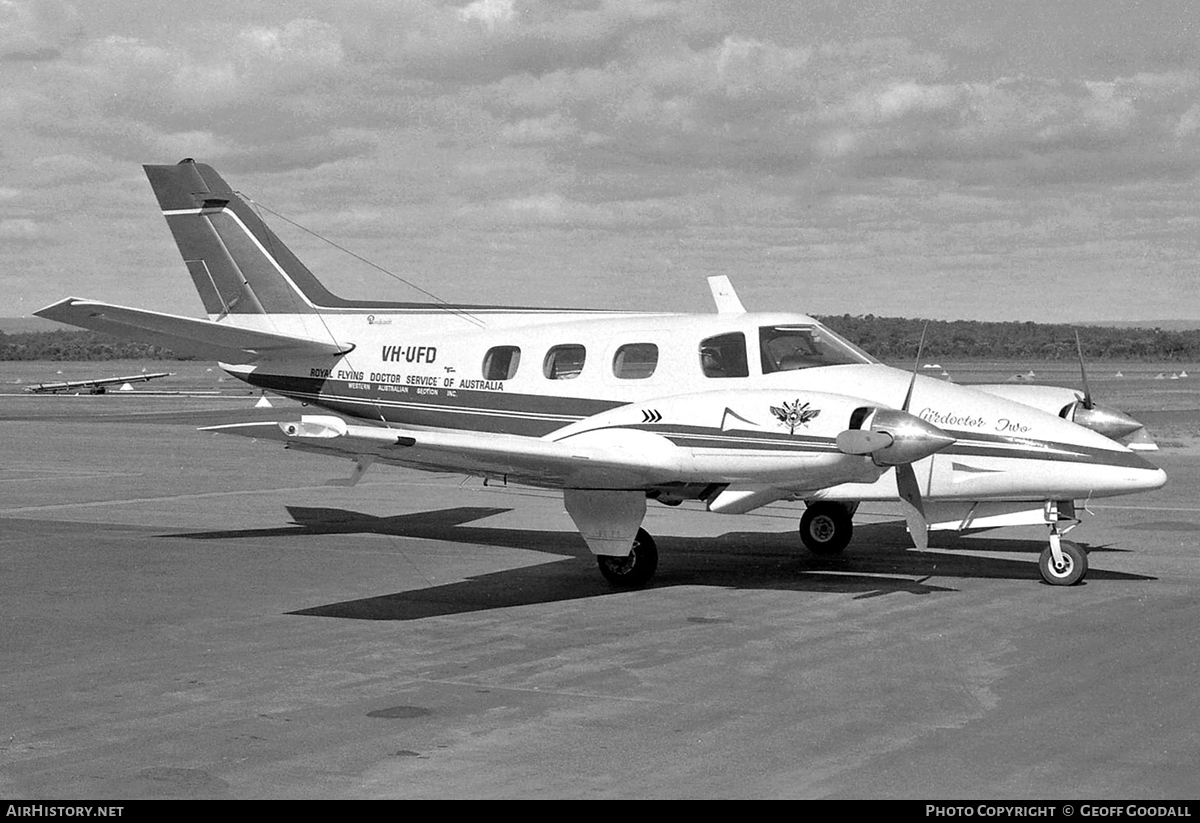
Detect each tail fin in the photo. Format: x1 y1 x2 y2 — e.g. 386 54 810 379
144 159 345 315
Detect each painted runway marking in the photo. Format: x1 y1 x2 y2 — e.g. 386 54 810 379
1091 503 1200 513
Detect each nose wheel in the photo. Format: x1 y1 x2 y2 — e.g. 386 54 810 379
1039 538 1087 586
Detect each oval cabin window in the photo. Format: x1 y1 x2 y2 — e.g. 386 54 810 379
543 344 587 380
612 343 658 379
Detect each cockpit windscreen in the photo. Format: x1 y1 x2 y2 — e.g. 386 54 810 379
759 325 877 373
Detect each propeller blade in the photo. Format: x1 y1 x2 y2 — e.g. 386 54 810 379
895 462 929 551
835 429 894 455
1075 330 1094 409
902 322 930 413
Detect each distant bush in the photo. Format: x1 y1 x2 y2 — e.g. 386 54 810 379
816 316 1200 362
0 330 185 361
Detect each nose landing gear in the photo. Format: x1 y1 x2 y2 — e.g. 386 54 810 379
1038 501 1088 586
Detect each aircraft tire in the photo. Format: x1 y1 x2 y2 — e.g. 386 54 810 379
1038 540 1087 586
799 503 853 556
597 528 658 588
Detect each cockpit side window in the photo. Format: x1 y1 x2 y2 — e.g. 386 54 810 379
759 325 875 372
699 332 748 378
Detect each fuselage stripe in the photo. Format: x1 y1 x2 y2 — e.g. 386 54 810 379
248 375 1152 470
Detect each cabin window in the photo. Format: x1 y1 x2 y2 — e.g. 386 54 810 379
612 343 658 379
543 344 587 380
699 332 748 378
482 346 521 380
759 325 874 372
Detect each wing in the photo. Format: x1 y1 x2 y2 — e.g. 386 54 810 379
34 298 352 363
203 387 897 512
202 415 688 489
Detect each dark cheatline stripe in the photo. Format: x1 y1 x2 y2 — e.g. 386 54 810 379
243 373 621 437
936 428 1159 470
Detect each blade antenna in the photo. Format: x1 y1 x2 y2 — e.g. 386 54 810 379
1075 330 1095 409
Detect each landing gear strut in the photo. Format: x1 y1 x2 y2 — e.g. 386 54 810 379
1038 501 1088 586
597 528 658 588
799 502 856 556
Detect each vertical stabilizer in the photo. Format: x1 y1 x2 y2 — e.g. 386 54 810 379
144 159 343 315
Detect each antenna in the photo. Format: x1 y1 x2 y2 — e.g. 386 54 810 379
243 196 487 329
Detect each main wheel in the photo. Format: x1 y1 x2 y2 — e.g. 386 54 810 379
597 528 658 588
800 502 854 556
1038 539 1087 586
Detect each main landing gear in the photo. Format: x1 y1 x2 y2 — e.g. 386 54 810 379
1037 500 1088 586
799 501 856 556
597 528 659 588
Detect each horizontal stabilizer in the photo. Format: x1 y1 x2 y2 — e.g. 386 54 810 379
34 298 352 363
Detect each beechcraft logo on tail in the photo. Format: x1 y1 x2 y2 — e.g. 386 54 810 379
771 399 820 435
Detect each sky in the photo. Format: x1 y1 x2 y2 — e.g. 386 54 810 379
2 0 1199 323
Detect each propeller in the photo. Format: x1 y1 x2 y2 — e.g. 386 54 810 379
1075 331 1094 410
897 323 932 550
901 322 927 413
1063 331 1145 440
835 323 954 550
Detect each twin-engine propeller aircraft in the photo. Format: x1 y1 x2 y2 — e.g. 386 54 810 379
36 160 1167 587
24 371 171 394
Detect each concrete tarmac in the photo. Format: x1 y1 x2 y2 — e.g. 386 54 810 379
2 395 1198 799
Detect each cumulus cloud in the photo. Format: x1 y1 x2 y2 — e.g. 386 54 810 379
0 0 79 60
1176 101 1200 137
0 217 43 241
457 0 515 30
5 1 1200 322
7 2 1200 189
236 18 344 74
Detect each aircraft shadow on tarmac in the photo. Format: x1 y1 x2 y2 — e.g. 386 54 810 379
172 505 1155 621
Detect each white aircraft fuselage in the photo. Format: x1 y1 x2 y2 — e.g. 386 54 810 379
221 308 1164 502
36 160 1167 587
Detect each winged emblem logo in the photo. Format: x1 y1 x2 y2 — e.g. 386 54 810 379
770 399 820 435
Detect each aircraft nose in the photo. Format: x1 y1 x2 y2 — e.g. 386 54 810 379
1138 466 1168 492
1080 457 1166 499
1110 458 1168 494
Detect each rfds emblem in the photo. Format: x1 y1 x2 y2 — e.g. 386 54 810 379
771 399 820 435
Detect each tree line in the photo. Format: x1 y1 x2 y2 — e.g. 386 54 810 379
2 317 1199 361
817 315 1200 361
0 329 181 361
